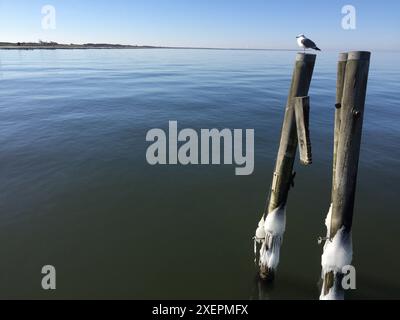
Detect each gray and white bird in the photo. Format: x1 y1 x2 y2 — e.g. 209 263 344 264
296 34 321 52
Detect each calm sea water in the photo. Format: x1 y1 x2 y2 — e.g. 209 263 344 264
0 49 399 299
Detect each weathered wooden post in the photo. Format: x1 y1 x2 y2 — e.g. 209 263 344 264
332 53 348 194
320 51 371 300
254 53 316 281
319 53 348 297
295 96 312 166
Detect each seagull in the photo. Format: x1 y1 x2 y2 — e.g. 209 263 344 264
296 34 321 52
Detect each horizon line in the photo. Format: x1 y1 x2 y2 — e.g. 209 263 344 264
0 41 397 52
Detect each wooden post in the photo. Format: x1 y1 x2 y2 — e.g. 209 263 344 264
295 96 312 166
331 51 371 238
332 53 348 196
321 53 348 296
257 53 316 280
321 51 371 299
268 53 316 212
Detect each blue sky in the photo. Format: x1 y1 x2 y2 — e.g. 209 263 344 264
0 0 399 50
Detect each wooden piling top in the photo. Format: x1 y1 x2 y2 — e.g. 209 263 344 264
347 51 371 61
296 53 317 62
338 53 348 62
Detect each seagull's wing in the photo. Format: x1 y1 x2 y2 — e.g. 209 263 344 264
301 38 317 49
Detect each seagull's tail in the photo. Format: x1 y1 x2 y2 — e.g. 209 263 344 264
314 47 321 51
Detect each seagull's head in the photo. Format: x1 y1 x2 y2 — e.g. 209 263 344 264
296 34 305 39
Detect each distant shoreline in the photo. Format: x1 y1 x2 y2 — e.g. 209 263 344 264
0 42 297 51
0 43 162 50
